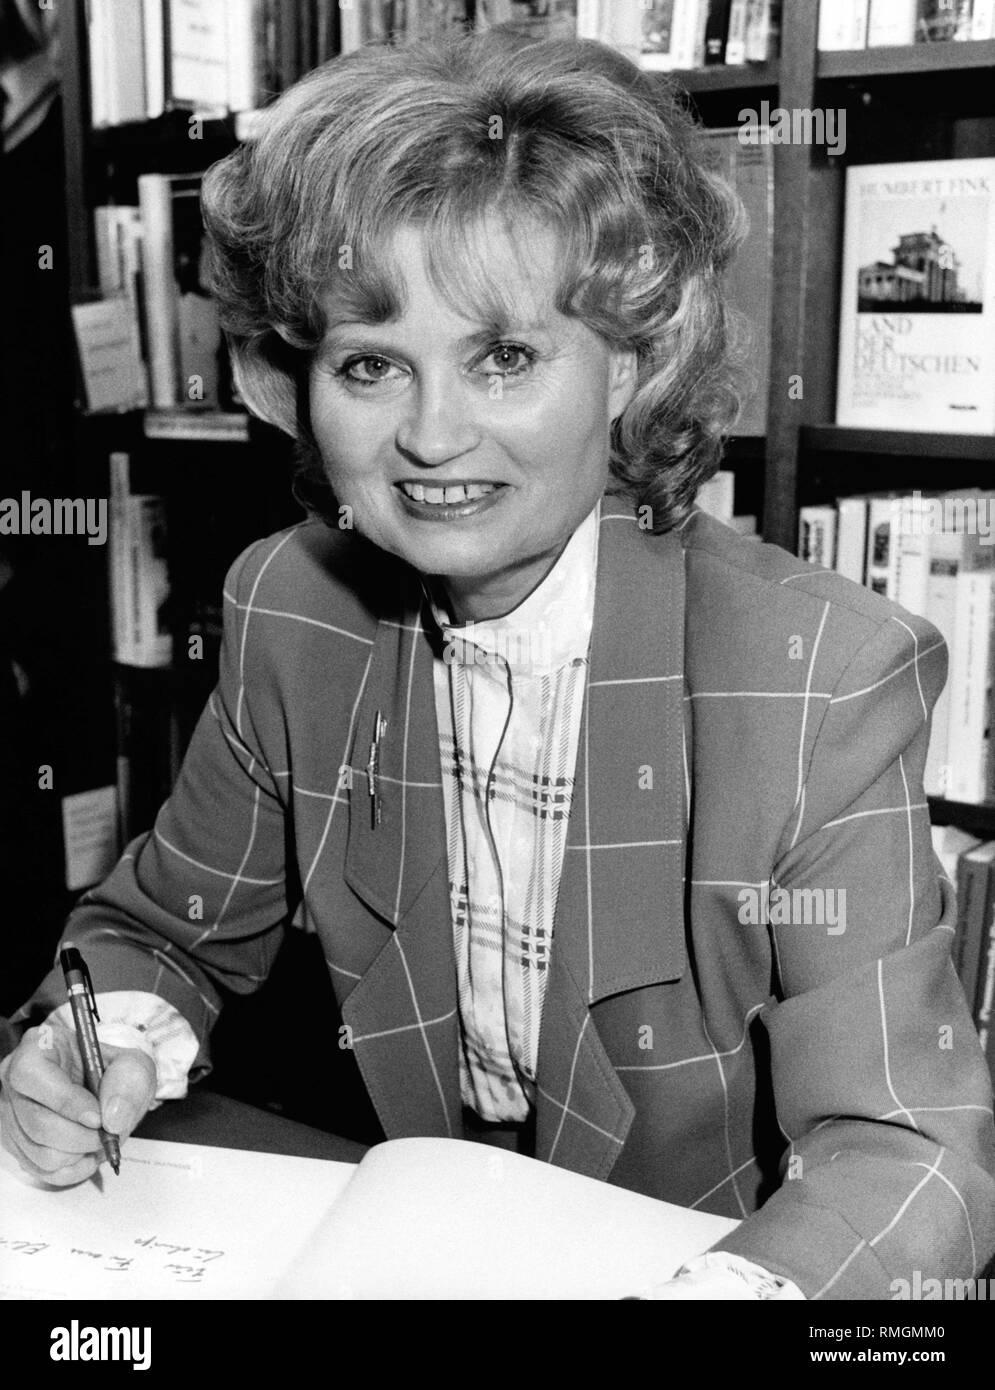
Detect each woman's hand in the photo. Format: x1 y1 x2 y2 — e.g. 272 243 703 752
0 1022 155 1186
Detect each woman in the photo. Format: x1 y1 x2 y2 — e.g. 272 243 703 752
2 28 993 1300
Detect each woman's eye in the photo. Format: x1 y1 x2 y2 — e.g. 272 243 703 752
338 355 403 387
479 343 535 377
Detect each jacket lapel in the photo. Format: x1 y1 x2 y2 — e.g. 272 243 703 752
534 502 691 1179
336 501 692 1165
340 569 462 1140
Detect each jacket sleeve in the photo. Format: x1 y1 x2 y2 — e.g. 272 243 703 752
715 610 995 1298
9 540 293 1082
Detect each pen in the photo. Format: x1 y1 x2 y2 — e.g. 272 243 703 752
59 943 121 1176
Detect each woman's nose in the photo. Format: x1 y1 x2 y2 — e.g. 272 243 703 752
394 378 480 466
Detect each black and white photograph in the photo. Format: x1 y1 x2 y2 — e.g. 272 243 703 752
1 0 994 1359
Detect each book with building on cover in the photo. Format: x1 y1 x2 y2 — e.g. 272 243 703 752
836 158 995 434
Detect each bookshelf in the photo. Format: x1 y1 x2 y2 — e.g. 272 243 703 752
47 5 995 852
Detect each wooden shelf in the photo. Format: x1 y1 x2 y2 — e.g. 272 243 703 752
802 426 995 460
929 798 995 838
669 61 778 93
89 108 239 154
818 38 995 80
144 411 250 443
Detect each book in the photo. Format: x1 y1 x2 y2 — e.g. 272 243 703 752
87 0 147 128
930 822 981 885
695 469 735 521
835 157 995 434
798 505 837 568
915 0 974 40
476 0 579 41
724 0 750 61
700 127 774 436
108 453 172 670
142 0 166 118
867 0 917 44
863 492 902 596
973 858 995 1054
0 1136 739 1300
704 0 734 62
138 173 224 410
835 494 869 583
743 0 781 59
946 569 995 804
576 0 643 59
819 0 870 49
166 0 230 113
69 300 147 414
971 0 995 36
639 0 701 70
958 841 995 1015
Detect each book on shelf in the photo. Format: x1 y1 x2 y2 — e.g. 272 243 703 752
817 1 870 50
929 827 995 1079
867 0 917 46
576 1 779 71
108 453 172 671
69 299 148 414
915 0 975 41
700 126 773 437
86 0 315 128
695 470 757 536
835 157 995 435
137 173 229 411
799 487 995 804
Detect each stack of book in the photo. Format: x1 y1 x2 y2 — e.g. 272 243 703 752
799 488 995 804
576 1 781 68
76 174 238 415
818 0 995 50
87 0 346 128
932 825 995 1082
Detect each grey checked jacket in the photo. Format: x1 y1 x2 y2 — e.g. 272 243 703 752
15 499 995 1297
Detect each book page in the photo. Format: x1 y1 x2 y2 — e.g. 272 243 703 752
0 1139 355 1301
275 1137 739 1300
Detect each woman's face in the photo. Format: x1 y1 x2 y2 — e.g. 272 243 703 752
308 221 637 620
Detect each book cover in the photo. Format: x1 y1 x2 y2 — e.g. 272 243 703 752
835 494 869 583
639 0 686 69
476 0 579 40
947 569 995 803
956 841 995 1004
704 0 733 62
70 300 147 414
167 0 229 112
915 0 973 40
836 157 995 434
88 0 147 128
820 0 870 49
744 0 781 60
798 506 837 568
724 0 749 61
138 173 224 410
695 469 735 522
867 0 917 45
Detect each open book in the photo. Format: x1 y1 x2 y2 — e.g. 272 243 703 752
0 1136 738 1300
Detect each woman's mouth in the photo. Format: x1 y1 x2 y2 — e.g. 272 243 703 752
394 480 508 521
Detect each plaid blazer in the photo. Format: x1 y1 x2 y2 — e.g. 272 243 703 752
16 500 995 1298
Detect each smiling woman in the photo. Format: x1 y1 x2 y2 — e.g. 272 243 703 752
4 25 995 1304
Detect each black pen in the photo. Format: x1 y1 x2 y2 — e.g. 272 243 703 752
59 943 121 1176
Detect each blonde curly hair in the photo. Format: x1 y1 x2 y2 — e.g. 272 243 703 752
202 26 749 531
